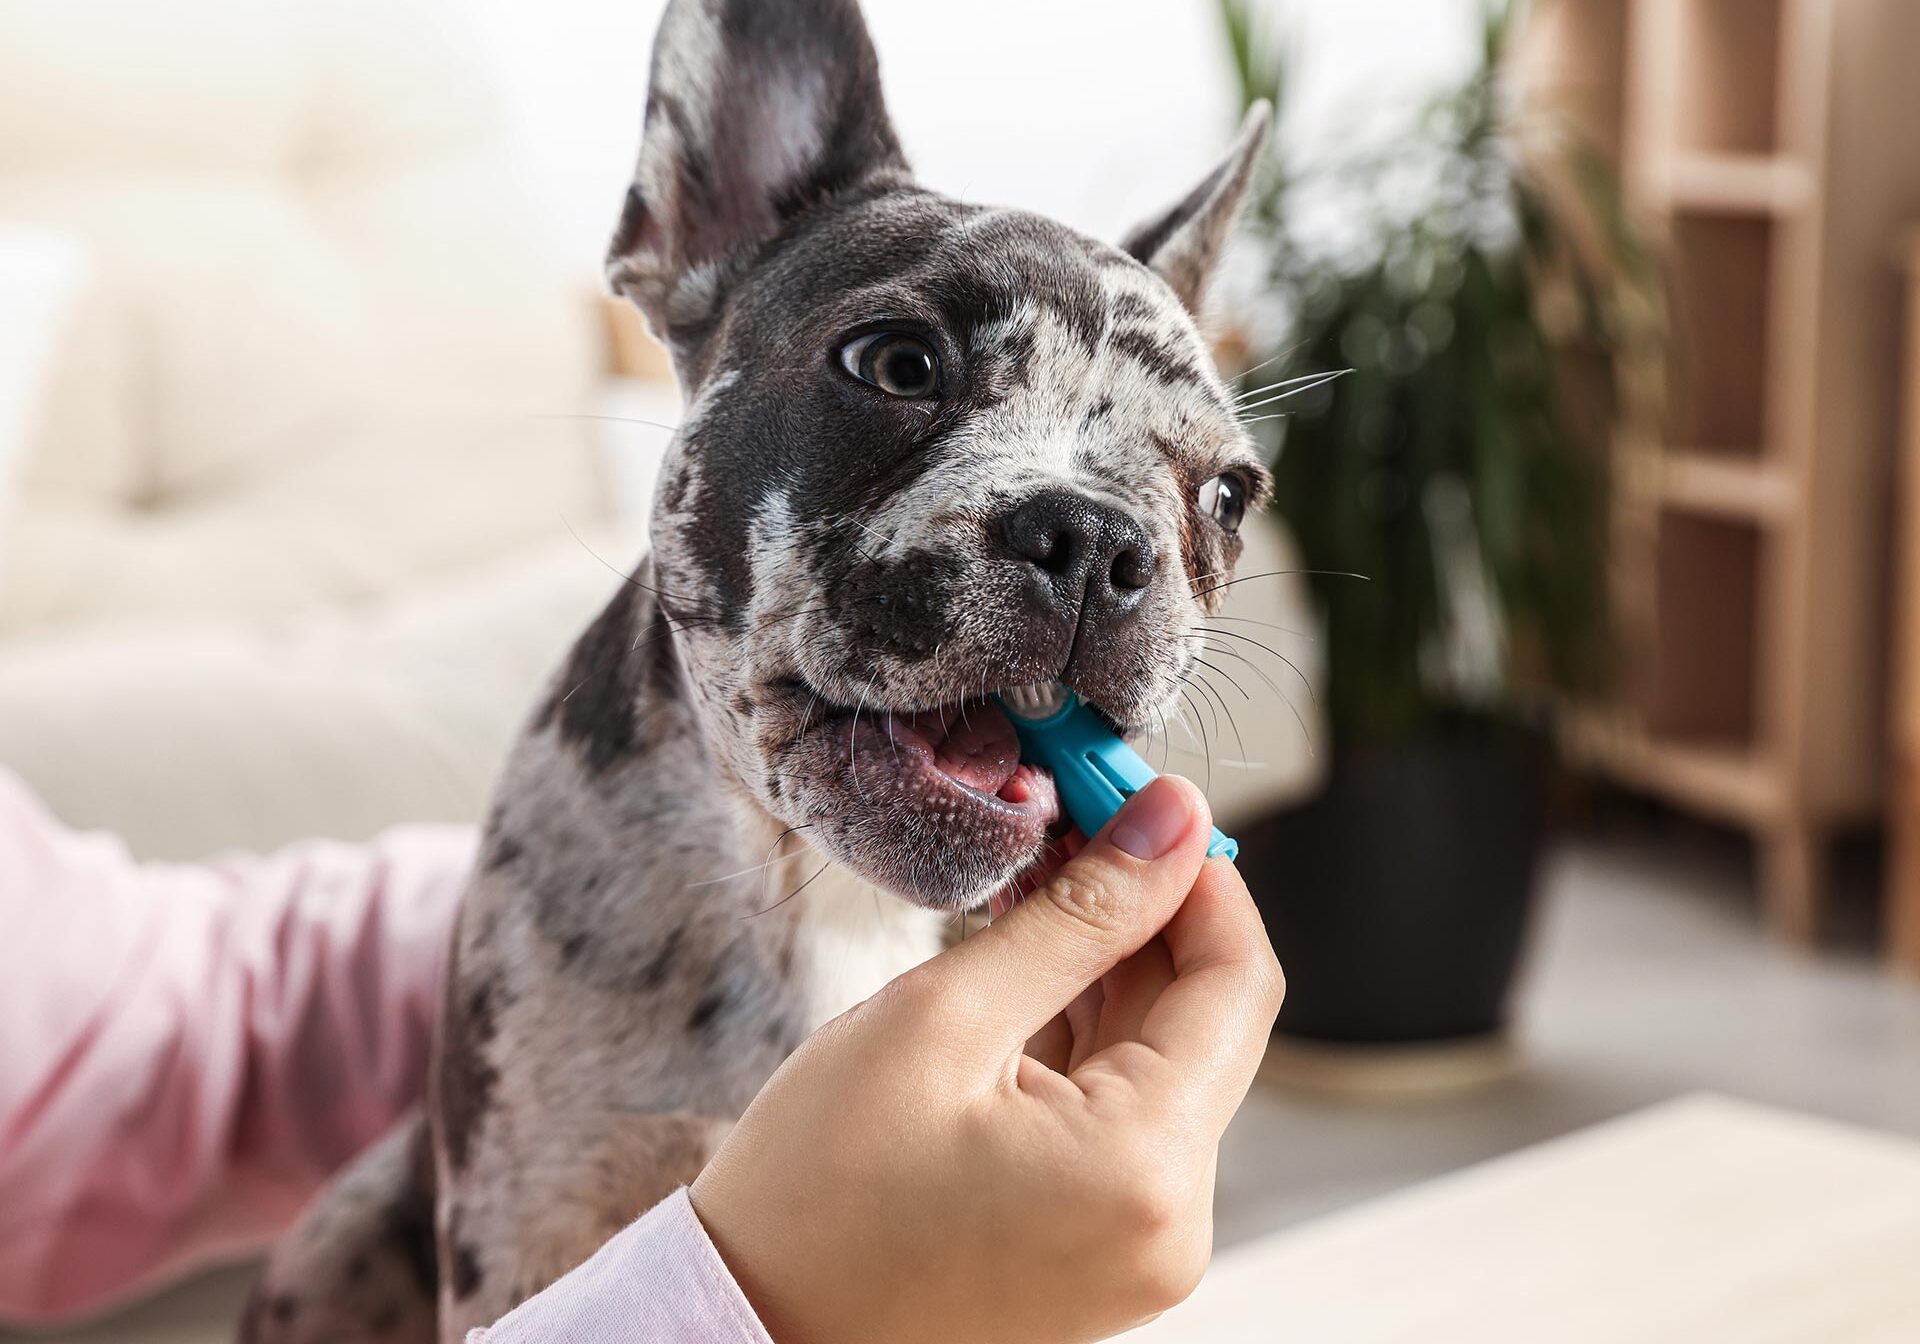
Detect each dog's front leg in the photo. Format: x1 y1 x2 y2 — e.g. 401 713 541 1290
434 1110 734 1341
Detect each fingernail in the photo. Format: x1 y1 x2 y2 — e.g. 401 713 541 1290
1109 777 1194 860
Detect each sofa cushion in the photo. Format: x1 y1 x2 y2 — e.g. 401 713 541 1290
0 227 87 506
0 0 604 636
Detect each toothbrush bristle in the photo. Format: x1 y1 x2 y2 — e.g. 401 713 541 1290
1000 681 1069 720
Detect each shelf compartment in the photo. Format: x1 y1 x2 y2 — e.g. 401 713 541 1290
1670 0 1783 156
1645 511 1763 744
1665 215 1774 454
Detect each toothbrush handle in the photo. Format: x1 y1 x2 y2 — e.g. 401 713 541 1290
1021 703 1239 863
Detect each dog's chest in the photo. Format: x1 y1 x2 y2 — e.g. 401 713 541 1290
787 864 949 1031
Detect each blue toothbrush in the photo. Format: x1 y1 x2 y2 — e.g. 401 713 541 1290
995 682 1238 861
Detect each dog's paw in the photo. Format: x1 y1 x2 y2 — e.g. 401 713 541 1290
238 1117 437 1344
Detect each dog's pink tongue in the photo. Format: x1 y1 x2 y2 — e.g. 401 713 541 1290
905 700 1021 793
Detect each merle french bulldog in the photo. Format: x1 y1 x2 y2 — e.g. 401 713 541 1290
242 0 1271 1338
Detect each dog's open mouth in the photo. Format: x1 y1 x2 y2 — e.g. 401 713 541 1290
879 700 1059 822
784 684 1071 908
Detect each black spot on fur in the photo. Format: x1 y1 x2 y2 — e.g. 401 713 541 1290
437 954 501 1173
542 580 646 774
381 1181 439 1301
236 1283 273 1344
687 942 778 1039
842 549 964 662
992 317 1041 388
959 214 1109 355
341 1118 440 1311
687 944 761 1036
657 457 695 515
640 927 687 991
486 830 524 871
540 891 695 995
688 984 730 1033
643 603 685 699
1109 327 1206 390
1080 396 1115 432
450 1240 484 1303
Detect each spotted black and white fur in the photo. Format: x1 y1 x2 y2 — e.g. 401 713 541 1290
242 1 1271 1339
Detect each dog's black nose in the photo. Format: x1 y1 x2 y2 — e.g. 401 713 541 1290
1001 488 1158 619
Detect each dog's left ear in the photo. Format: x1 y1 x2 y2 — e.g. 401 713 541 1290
607 0 908 355
1120 101 1272 314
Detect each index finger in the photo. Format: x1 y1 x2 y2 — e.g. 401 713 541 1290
1137 857 1284 1132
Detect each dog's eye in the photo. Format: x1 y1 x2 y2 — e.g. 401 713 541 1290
1198 473 1248 533
840 333 941 399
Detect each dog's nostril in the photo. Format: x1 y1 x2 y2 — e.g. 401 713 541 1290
1029 531 1075 575
1005 507 1075 574
1110 545 1152 591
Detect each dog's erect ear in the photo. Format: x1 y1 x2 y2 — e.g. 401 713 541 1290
1120 101 1272 314
607 0 907 350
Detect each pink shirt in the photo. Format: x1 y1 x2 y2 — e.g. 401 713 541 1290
0 768 769 1342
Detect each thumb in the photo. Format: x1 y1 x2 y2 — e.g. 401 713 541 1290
920 775 1215 1061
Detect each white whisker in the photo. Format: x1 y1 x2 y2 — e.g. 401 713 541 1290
1235 368 1350 415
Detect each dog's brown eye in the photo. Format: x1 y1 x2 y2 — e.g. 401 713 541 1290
840 333 940 399
1198 473 1247 533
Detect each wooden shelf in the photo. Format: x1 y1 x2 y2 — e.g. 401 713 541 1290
1527 1 1920 952
1654 152 1814 217
1655 451 1794 522
1567 714 1782 827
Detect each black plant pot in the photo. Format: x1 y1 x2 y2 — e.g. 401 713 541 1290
1243 720 1551 1044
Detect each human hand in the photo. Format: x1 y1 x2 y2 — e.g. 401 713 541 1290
690 775 1284 1344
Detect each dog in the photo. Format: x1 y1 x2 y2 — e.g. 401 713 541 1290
241 1 1271 1339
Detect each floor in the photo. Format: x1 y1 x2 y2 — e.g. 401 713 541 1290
12 828 1920 1340
1213 827 1920 1245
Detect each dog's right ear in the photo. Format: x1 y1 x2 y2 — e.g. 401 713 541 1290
1120 102 1272 315
606 0 907 357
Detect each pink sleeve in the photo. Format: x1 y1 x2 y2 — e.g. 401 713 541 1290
0 767 473 1326
469 1188 774 1344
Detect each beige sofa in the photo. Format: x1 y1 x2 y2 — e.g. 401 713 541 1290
0 0 635 857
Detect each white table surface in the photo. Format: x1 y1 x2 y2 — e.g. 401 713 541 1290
1128 1092 1920 1343
16 1097 1914 1342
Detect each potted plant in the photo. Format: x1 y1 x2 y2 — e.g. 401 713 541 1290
1218 0 1651 1049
